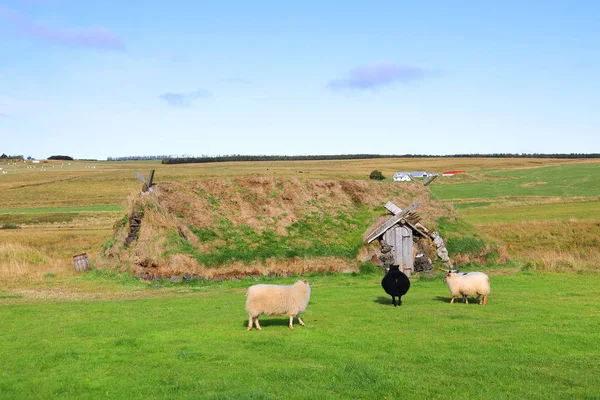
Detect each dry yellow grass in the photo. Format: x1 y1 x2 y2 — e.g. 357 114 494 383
3 158 597 209
0 242 69 282
473 219 600 272
0 228 112 285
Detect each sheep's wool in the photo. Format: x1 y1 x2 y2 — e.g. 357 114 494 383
246 280 311 317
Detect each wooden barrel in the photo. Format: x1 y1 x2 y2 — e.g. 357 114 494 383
73 253 91 272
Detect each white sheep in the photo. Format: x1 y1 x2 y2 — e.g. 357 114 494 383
245 280 311 330
443 270 490 305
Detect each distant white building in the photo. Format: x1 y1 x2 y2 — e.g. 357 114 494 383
409 171 434 178
393 172 412 182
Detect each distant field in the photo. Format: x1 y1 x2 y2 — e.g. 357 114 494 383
0 205 123 214
430 163 600 200
428 161 600 272
1 157 599 284
460 200 600 223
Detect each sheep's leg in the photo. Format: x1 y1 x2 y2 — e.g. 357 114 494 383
482 295 488 305
475 294 482 304
297 314 305 326
254 317 262 331
288 315 294 329
463 295 469 304
247 314 253 331
392 296 397 307
450 297 455 304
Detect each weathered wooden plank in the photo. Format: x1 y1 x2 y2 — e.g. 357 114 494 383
367 201 421 243
423 174 439 186
384 201 429 235
384 201 402 215
383 226 414 276
401 226 414 276
404 219 429 237
147 169 155 188
367 201 420 243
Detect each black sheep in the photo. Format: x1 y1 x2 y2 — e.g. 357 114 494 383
381 265 410 306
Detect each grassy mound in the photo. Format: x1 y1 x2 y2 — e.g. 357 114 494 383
100 177 457 279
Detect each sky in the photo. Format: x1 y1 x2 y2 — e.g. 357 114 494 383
1 0 599 160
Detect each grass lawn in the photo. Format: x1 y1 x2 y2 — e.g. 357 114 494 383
1 271 599 399
460 200 600 224
430 163 600 200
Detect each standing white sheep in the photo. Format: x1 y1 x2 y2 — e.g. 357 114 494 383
245 280 311 330
443 270 490 305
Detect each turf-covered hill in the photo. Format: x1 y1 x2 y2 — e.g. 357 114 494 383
101 176 472 280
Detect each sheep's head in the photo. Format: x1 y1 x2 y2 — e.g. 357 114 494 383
295 279 310 288
443 270 460 283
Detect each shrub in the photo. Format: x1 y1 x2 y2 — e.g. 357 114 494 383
1 223 20 229
369 170 385 180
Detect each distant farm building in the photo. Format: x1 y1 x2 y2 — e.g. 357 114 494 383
409 171 435 178
442 170 466 177
393 171 438 182
393 172 412 182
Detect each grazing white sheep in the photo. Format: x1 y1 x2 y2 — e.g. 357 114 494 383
245 280 311 330
443 270 490 305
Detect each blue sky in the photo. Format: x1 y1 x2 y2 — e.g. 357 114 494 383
1 0 599 160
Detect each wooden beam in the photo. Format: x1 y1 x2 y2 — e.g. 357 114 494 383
147 169 155 188
423 174 439 186
366 201 420 243
142 169 155 193
384 201 402 215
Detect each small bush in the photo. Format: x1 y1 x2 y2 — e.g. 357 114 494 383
48 155 74 160
369 170 385 180
1 223 20 229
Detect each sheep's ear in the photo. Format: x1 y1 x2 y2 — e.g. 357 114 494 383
303 279 308 284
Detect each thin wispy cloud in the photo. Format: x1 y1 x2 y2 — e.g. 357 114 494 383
222 77 250 84
160 89 212 108
328 62 431 91
18 0 58 6
0 113 8 117
0 6 125 51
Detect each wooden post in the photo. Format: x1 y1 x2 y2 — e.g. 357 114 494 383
141 169 155 193
147 169 155 188
423 174 439 186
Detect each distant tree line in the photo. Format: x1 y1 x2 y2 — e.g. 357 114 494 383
0 153 24 160
161 153 600 164
108 155 190 161
48 155 74 161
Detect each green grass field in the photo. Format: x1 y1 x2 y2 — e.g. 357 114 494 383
430 163 600 200
2 157 600 398
1 271 599 399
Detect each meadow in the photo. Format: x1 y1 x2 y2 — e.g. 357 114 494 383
1 271 599 399
1 157 599 399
